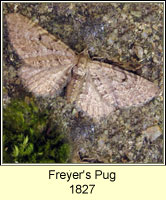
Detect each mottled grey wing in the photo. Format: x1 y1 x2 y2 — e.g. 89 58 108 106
69 60 158 120
88 60 158 110
67 61 116 120
6 13 78 96
67 72 115 120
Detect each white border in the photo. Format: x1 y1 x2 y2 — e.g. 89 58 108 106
1 1 165 166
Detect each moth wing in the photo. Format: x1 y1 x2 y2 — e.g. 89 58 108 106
88 60 159 108
19 64 72 96
67 74 115 120
68 60 158 120
6 13 78 96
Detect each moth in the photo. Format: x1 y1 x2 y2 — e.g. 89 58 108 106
5 13 159 121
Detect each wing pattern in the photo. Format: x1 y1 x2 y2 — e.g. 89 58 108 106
6 13 159 120
67 59 158 120
6 13 77 96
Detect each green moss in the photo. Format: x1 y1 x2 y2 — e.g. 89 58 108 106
3 98 71 163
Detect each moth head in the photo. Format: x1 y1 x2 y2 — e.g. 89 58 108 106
78 55 88 67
